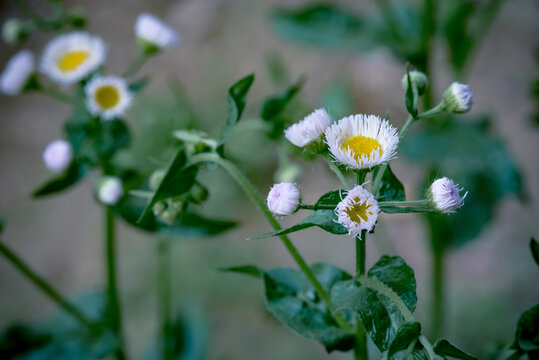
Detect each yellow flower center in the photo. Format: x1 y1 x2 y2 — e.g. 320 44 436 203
341 135 383 162
57 50 90 73
344 197 374 224
95 86 120 109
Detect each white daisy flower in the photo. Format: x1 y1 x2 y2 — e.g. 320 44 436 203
98 176 124 205
135 13 179 53
325 114 399 170
267 182 301 216
1 50 35 95
85 75 132 120
335 185 379 236
43 139 73 173
428 177 467 214
284 108 332 148
40 32 106 85
442 82 473 114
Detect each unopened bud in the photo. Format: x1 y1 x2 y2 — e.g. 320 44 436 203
401 70 428 95
2 18 30 45
441 82 473 114
149 169 165 191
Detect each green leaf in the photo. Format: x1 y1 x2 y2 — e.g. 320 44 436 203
388 322 421 359
315 190 343 207
442 1 477 72
218 74 255 145
433 339 478 360
138 149 198 222
404 68 418 118
32 163 85 198
530 238 539 267
320 77 355 120
264 263 355 352
374 165 405 201
511 303 539 352
95 119 130 160
261 78 304 139
129 77 149 93
219 265 264 279
249 209 347 239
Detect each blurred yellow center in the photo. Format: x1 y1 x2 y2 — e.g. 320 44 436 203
345 198 373 223
95 86 120 109
342 135 382 161
57 51 90 73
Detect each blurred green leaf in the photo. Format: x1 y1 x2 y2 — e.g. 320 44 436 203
442 1 476 72
510 303 539 353
264 263 355 352
219 265 264 279
138 149 198 222
32 163 85 198
530 238 539 267
261 77 304 139
95 120 130 160
433 339 478 360
320 77 355 120
387 322 421 359
0 325 52 358
218 74 255 146
404 68 418 117
129 77 149 93
373 165 405 201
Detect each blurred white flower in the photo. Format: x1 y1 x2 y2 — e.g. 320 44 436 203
135 13 179 53
442 82 473 114
428 177 467 213
42 140 73 173
335 185 379 236
284 108 331 148
0 50 35 95
40 32 106 85
325 114 399 170
98 176 124 205
85 75 132 120
267 182 300 216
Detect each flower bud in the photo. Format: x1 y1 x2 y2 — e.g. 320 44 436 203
42 140 73 173
152 201 166 216
441 82 473 114
66 7 87 28
267 182 301 216
97 176 124 205
158 208 180 225
1 50 36 95
285 108 331 149
401 70 428 95
135 13 179 55
427 177 467 214
188 183 209 204
149 169 165 191
2 18 30 45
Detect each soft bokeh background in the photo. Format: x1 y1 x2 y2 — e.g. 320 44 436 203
1 0 538 358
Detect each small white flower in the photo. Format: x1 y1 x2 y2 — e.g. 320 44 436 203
0 50 35 95
428 177 467 213
135 13 179 53
267 182 301 216
442 82 473 114
335 185 379 236
98 176 124 205
40 32 106 85
285 108 332 147
325 114 399 170
85 75 132 120
42 140 73 173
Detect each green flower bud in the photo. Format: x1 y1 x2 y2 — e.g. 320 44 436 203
158 208 180 225
401 70 428 95
152 201 166 216
441 82 473 114
66 7 87 28
169 199 186 212
188 183 209 204
149 169 166 191
2 18 30 45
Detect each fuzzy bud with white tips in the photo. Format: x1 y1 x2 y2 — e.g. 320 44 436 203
97 176 124 205
267 182 301 216
441 82 473 114
42 140 73 173
428 177 467 214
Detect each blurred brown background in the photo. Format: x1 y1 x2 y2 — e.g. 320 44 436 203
0 0 538 358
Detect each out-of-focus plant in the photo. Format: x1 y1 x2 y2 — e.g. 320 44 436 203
269 0 523 338
0 1 234 359
137 64 483 358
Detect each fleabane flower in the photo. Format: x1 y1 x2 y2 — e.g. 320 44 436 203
267 182 300 216
40 32 106 85
335 185 379 236
428 177 467 213
441 82 473 114
325 114 399 170
285 108 331 148
135 13 179 54
97 176 124 205
1 50 35 95
43 140 73 173
85 75 132 120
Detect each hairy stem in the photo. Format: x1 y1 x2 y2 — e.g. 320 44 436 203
326 158 350 189
430 247 444 338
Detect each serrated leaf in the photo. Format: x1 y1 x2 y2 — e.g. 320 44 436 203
374 165 405 201
388 322 421 359
219 265 264 279
137 149 198 222
32 163 85 198
218 74 255 145
249 210 347 239
433 339 478 360
530 238 539 267
264 263 354 352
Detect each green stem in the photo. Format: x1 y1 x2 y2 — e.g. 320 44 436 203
105 206 127 360
123 52 149 78
353 316 368 360
299 199 431 211
421 0 436 108
356 230 366 277
326 158 350 188
399 115 416 139
158 238 172 360
38 84 73 103
430 247 444 338
0 241 93 329
358 275 414 322
419 335 437 360
189 152 351 331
